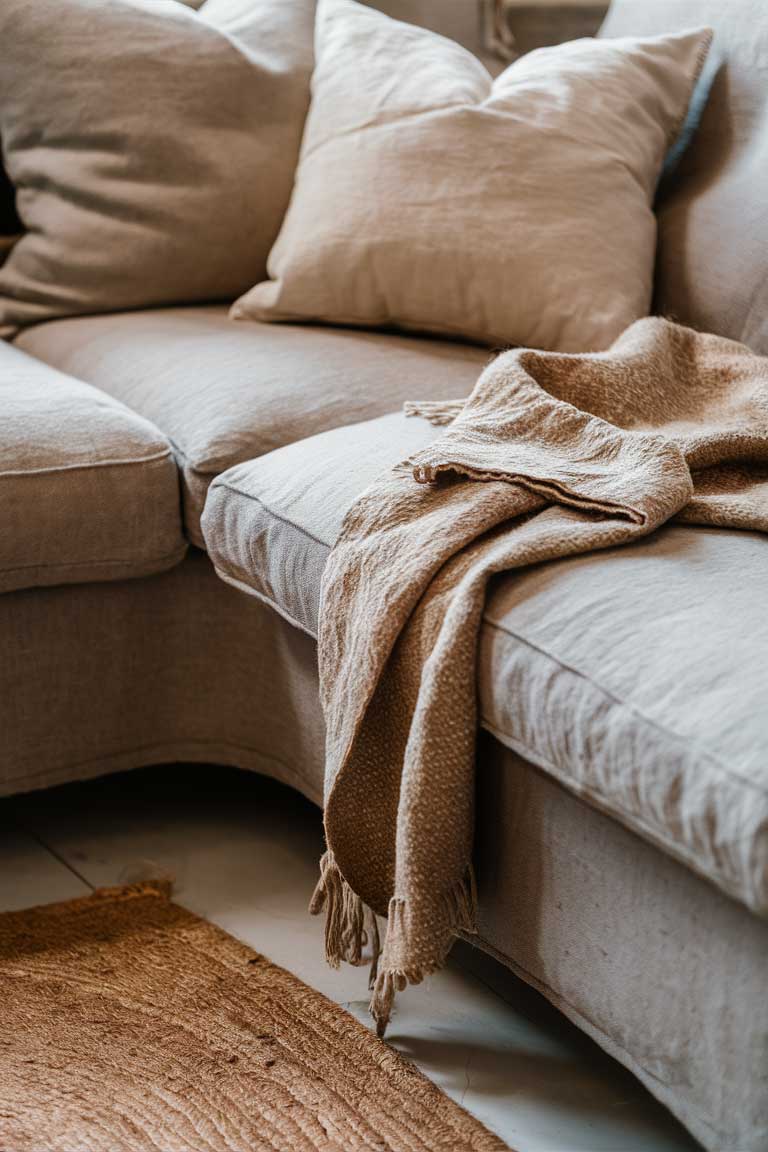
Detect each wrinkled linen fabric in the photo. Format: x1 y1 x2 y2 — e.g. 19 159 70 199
312 318 768 1034
236 0 711 352
0 0 314 333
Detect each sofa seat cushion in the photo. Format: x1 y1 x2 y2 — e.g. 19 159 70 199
0 341 186 594
201 412 768 917
14 307 488 546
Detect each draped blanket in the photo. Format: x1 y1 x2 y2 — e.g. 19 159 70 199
310 318 768 1034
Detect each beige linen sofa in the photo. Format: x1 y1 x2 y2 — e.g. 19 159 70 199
1 1 766 1148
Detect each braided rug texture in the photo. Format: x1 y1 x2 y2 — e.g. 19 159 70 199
0 882 509 1152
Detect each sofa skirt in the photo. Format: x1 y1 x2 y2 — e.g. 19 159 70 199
1 549 765 1149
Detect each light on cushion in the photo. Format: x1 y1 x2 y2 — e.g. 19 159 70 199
233 0 712 352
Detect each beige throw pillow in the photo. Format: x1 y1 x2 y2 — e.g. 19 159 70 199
0 0 315 332
234 0 711 352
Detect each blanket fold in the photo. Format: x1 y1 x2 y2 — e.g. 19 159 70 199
312 318 768 1035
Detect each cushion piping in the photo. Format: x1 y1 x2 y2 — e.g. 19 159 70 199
482 616 768 799
207 478 335 550
482 717 761 914
0 544 187 579
0 448 174 479
206 482 766 798
203 488 766 912
0 546 188 597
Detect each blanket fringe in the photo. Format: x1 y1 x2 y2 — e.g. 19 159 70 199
309 850 378 971
311 851 478 1037
370 869 478 1036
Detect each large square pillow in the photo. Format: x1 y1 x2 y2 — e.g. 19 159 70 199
0 0 315 333
233 0 711 352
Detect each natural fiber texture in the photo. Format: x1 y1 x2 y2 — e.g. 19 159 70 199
236 0 712 353
314 318 768 1034
0 883 509 1152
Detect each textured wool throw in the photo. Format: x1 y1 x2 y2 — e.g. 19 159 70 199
310 318 768 1034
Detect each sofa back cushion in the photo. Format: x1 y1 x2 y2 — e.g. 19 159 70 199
600 0 768 354
0 0 314 333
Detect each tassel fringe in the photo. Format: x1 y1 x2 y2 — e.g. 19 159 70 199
309 849 373 969
311 850 478 1037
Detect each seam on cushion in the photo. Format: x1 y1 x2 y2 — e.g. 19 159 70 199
483 616 768 799
208 537 768 802
166 435 196 471
211 564 318 640
168 436 262 483
0 448 174 478
664 28 715 150
219 575 763 905
0 545 187 578
206 478 335 550
481 719 760 913
151 435 220 483
462 932 724 1146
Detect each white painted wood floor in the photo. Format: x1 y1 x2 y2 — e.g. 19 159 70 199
1 765 698 1152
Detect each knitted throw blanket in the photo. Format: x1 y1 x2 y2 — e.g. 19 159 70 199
310 318 768 1034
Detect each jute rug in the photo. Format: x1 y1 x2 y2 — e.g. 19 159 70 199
0 882 510 1151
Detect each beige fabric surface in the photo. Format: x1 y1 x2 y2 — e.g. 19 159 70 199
472 737 768 1152
0 341 185 595
600 0 768 356
0 0 314 332
235 0 710 352
202 414 768 916
202 411 441 634
0 552 326 805
198 0 315 50
0 555 765 1150
14 307 488 546
312 318 768 1034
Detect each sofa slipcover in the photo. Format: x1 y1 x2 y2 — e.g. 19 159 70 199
0 341 185 595
473 736 768 1152
600 0 768 356
2 552 765 1150
201 410 768 917
14 307 488 546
